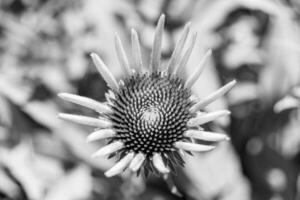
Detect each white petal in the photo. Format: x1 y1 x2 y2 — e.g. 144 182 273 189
153 153 169 174
150 14 165 72
58 93 112 114
184 130 229 142
129 153 146 172
105 152 134 177
185 50 212 88
90 53 119 90
105 90 116 102
174 141 215 152
190 80 236 112
167 22 191 73
293 87 300 98
187 110 230 127
131 29 143 73
92 141 123 157
173 32 197 75
86 129 116 142
179 149 186 157
115 34 132 76
59 113 112 128
274 95 300 113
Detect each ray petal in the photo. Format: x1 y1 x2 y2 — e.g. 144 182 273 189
173 32 197 75
153 153 170 174
174 141 215 152
187 110 230 127
115 34 132 76
90 53 119 90
86 129 116 142
58 93 112 114
185 50 212 88
163 174 182 196
129 153 146 172
131 29 144 72
92 141 124 158
274 95 300 113
150 14 165 72
184 130 229 142
105 152 134 177
190 80 236 112
59 113 112 127
167 22 191 73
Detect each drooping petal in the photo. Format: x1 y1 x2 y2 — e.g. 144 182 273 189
178 149 186 157
167 22 191 73
187 110 230 127
59 113 112 128
174 141 215 152
115 34 132 76
92 141 124 158
184 130 229 142
90 53 119 90
150 14 165 72
86 129 116 142
274 95 300 113
163 174 182 196
153 153 169 174
131 29 144 73
58 93 112 114
184 50 212 88
190 80 236 112
173 32 197 75
129 153 146 172
105 152 134 177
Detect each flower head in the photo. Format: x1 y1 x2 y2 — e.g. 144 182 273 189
58 14 235 177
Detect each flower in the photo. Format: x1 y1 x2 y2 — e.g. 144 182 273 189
58 14 235 177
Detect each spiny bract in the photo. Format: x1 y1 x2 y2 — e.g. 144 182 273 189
58 14 235 177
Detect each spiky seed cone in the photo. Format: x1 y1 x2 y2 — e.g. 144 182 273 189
58 14 235 178
111 73 191 155
107 72 192 175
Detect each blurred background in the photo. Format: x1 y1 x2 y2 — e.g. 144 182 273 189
0 0 300 199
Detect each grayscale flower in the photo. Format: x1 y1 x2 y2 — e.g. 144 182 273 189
58 14 235 177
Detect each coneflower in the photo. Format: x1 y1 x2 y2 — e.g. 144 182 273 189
58 15 235 177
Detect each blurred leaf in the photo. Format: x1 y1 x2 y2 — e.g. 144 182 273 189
2 142 63 200
0 166 20 199
182 143 251 200
44 165 92 200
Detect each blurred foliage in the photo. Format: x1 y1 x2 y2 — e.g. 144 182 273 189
0 0 300 200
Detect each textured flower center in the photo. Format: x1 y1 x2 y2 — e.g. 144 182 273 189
141 107 160 125
110 72 192 156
